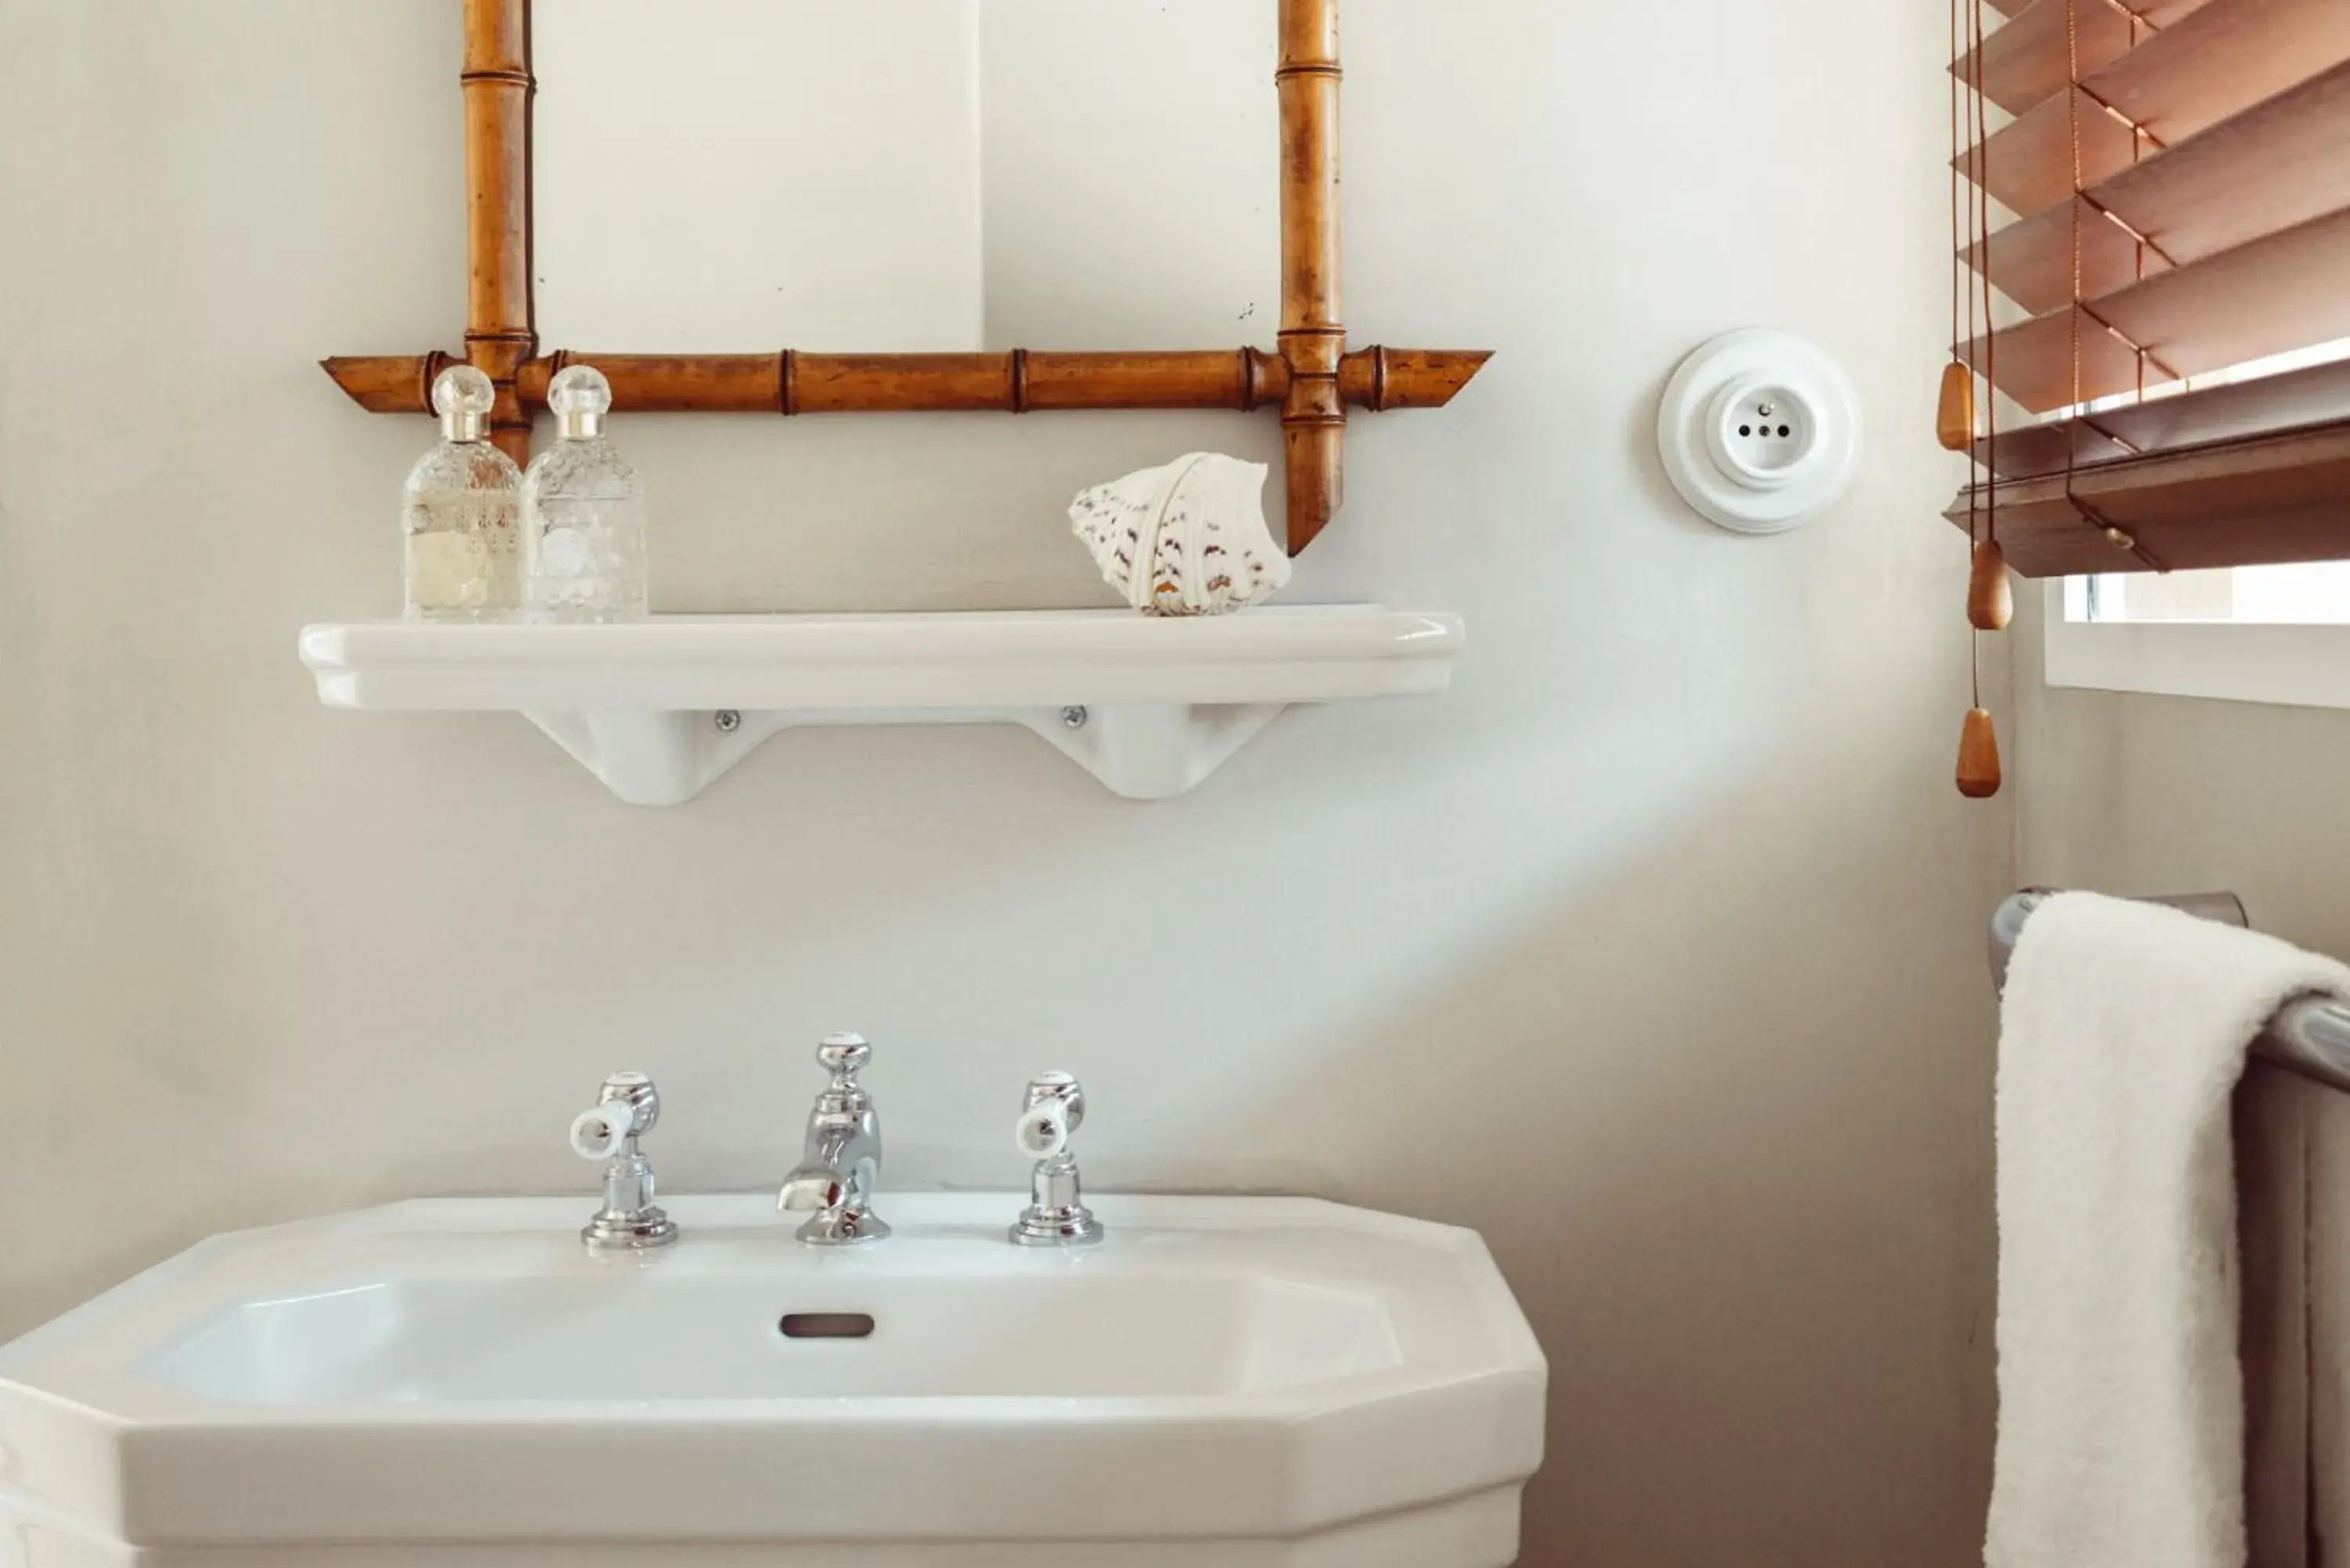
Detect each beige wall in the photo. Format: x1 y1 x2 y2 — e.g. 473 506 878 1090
2015 590 2350 959
0 3 2006 1563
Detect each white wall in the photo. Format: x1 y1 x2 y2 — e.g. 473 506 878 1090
0 3 2005 1563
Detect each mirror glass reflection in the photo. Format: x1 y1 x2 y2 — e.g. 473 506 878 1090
534 0 1277 353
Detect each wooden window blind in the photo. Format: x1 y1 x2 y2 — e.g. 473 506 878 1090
1944 0 2350 579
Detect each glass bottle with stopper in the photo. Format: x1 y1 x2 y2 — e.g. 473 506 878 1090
522 366 649 623
402 365 522 621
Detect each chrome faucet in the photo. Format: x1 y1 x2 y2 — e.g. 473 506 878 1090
569 1072 678 1252
777 1034 890 1245
1010 1072 1102 1247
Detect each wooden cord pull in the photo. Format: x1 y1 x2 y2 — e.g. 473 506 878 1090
1957 707 2002 800
1949 0 2001 807
1936 362 1976 453
1968 539 2013 631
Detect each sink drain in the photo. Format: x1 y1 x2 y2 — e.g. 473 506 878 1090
778 1312 876 1340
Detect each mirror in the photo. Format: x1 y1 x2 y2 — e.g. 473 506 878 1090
533 0 1278 354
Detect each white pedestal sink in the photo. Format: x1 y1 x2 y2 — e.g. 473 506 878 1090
0 1194 1546 1566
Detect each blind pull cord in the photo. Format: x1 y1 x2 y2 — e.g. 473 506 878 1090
2064 0 2171 573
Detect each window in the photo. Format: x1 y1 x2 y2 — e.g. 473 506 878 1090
2046 570 2350 709
2044 335 2350 705
2077 563 2350 627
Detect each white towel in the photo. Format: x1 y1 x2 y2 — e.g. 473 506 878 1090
1988 892 2350 1568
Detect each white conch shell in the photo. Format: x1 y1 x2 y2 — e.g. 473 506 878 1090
1068 453 1292 617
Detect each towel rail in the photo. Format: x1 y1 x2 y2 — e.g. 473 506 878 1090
1991 890 2350 1096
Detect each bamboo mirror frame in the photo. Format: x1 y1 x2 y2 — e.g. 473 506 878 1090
324 0 1492 555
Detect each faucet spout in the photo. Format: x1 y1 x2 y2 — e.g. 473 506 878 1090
777 1035 890 1246
777 1168 846 1215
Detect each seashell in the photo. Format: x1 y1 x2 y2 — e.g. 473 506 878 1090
1068 453 1292 617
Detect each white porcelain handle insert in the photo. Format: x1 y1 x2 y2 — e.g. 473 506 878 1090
1014 1100 1072 1160
570 1104 637 1162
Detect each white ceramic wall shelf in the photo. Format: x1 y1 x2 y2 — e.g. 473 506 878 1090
298 608 1466 805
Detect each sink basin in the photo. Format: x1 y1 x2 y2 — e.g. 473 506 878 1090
142 1271 1405 1404
0 1194 1546 1566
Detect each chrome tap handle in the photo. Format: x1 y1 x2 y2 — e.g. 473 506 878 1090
569 1071 679 1252
815 1032 873 1095
1010 1072 1103 1247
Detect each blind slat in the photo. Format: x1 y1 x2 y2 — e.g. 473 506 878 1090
1957 0 2210 118
1972 356 2350 481
1969 60 2350 317
1971 86 2147 219
1962 205 2350 412
1972 196 2174 321
1943 424 2350 578
1964 0 2350 217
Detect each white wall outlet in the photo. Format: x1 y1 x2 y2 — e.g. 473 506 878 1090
1657 329 1864 535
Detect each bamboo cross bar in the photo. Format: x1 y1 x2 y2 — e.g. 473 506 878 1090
327 0 1492 555
324 347 1491 418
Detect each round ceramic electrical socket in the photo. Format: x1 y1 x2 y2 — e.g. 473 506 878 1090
1657 329 1864 534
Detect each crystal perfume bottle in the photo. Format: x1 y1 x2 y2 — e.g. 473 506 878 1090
522 367 648 623
402 365 522 621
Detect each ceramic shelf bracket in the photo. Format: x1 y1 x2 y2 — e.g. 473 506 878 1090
299 609 1463 805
